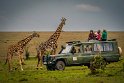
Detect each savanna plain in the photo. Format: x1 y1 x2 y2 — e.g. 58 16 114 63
0 31 124 83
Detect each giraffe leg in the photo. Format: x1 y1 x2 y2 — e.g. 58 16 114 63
20 49 25 65
36 57 40 70
36 50 40 69
19 54 23 71
40 51 45 69
21 55 25 65
36 50 43 69
8 58 12 71
7 53 13 71
36 56 43 69
36 48 46 70
40 56 43 69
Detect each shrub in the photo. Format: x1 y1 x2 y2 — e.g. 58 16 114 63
90 54 106 74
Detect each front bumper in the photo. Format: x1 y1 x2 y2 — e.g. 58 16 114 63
43 55 56 65
43 61 55 65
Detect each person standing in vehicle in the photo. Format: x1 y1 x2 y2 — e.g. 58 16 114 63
101 29 107 41
88 30 95 41
71 47 76 54
95 30 101 41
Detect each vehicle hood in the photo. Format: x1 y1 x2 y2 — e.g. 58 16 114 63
49 54 66 57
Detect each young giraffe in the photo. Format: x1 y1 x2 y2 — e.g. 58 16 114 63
36 17 66 69
5 32 40 71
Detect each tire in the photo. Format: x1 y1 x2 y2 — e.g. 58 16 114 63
55 61 65 70
46 65 55 71
118 47 122 57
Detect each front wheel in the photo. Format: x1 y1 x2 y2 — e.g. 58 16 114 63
55 61 65 70
46 65 55 71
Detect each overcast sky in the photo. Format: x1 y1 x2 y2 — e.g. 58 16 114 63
0 0 124 31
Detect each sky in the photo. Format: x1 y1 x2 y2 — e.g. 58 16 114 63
0 0 124 31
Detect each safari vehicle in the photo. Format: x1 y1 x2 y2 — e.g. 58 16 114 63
43 40 122 70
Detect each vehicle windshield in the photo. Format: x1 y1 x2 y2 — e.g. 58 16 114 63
61 44 72 53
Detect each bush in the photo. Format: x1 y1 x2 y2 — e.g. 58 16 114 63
90 54 106 74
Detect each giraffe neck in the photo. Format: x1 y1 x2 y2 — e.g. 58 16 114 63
55 21 64 33
48 21 64 42
38 18 65 50
17 34 34 48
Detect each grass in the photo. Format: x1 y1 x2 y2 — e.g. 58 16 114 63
0 31 124 83
0 57 124 83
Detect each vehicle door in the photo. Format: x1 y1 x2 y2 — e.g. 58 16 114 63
71 44 84 65
60 44 74 65
79 43 95 64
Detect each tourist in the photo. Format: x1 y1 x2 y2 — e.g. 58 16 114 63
101 29 107 41
95 30 101 41
88 30 95 41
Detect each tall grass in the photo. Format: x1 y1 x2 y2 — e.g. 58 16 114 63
0 57 124 83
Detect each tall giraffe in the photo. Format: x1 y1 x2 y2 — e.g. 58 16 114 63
36 17 66 69
5 32 40 71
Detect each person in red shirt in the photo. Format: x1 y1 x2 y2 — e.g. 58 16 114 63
95 30 101 41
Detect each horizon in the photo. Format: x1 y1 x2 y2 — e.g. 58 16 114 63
0 30 124 32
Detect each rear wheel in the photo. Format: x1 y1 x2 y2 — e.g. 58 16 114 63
118 47 122 57
55 61 65 70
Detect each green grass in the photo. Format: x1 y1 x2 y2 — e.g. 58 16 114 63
0 57 124 83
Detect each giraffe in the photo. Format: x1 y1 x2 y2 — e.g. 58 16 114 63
5 32 40 71
36 17 66 69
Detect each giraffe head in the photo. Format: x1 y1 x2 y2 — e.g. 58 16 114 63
32 32 40 37
61 17 66 25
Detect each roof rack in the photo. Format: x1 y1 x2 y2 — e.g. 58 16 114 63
108 39 116 41
66 41 81 44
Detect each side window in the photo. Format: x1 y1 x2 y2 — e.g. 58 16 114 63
94 43 113 52
75 46 81 53
102 43 113 51
94 43 103 51
61 44 72 54
71 45 81 54
84 44 92 53
71 47 76 53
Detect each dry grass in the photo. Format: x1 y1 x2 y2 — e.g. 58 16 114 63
0 31 124 83
0 31 124 58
